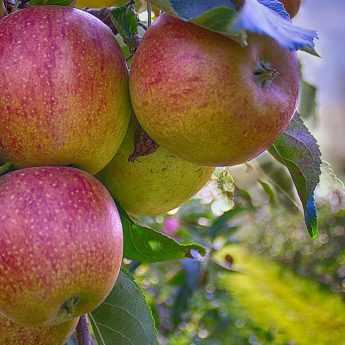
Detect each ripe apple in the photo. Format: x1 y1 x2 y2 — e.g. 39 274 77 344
0 7 130 174
130 14 300 167
75 0 145 11
281 0 302 18
97 120 213 215
0 167 123 326
0 315 78 345
75 0 125 8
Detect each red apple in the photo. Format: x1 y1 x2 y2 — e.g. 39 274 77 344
130 15 300 167
0 314 78 345
281 0 302 18
0 167 123 326
0 7 130 174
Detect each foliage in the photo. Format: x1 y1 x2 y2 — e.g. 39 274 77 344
90 271 158 345
0 1 334 345
150 0 317 53
269 113 322 238
131 182 345 344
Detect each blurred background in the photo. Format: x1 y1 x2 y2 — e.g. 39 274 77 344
129 1 345 344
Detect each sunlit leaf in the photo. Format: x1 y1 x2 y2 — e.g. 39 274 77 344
120 208 205 262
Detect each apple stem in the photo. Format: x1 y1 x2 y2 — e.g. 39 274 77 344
76 315 91 345
147 0 152 27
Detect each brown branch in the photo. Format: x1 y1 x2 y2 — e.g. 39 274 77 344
83 7 118 35
76 315 91 345
0 0 8 17
147 0 152 27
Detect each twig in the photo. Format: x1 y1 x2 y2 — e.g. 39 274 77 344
147 0 152 27
0 0 8 17
84 8 118 35
76 315 91 345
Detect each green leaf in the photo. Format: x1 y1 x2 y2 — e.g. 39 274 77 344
111 5 139 54
151 0 317 54
258 179 278 207
208 207 243 240
234 186 255 210
120 208 205 262
28 0 73 5
171 259 202 327
0 162 13 176
299 80 318 121
90 270 158 345
269 113 321 238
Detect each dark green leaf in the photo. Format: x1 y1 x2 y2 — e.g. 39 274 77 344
299 80 318 121
269 113 321 238
0 162 12 176
151 0 317 54
258 157 296 209
208 207 244 239
111 5 139 54
90 270 158 345
171 259 202 327
29 0 73 5
120 208 205 262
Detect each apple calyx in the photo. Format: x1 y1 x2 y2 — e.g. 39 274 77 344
56 296 81 323
129 123 159 161
254 60 280 88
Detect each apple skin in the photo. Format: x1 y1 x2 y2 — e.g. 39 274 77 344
75 0 145 10
0 7 130 174
0 167 123 326
281 0 302 18
0 315 78 345
130 14 300 167
97 120 213 215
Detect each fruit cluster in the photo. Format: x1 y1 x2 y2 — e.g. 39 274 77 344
0 2 301 344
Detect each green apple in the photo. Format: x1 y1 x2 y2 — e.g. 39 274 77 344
0 167 123 326
0 315 78 345
98 120 213 215
0 7 130 174
130 14 300 167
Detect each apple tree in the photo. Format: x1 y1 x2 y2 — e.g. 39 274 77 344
0 0 322 344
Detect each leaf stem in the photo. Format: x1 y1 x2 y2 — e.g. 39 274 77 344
76 315 91 345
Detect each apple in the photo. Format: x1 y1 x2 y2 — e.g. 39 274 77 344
0 314 78 345
75 0 145 11
130 14 300 167
0 167 123 326
0 7 130 174
281 0 302 18
97 120 213 215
